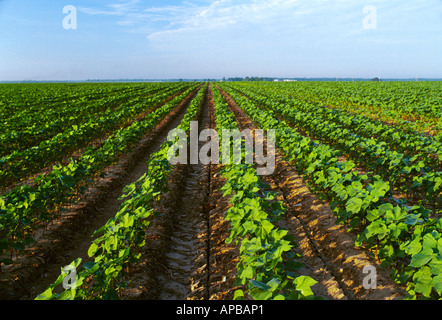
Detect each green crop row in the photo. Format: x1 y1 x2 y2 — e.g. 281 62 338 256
0 83 179 156
243 81 442 136
34 84 207 300
0 84 200 268
225 83 442 216
212 86 319 300
0 84 190 189
217 83 442 300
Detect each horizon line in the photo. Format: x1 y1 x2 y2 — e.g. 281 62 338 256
2 77 442 83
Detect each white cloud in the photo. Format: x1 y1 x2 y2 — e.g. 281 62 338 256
78 0 442 57
80 0 310 40
78 0 141 16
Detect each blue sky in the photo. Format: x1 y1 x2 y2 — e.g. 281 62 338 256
0 0 441 81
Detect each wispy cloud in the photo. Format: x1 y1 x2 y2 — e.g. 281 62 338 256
78 0 141 17
79 0 310 40
144 0 307 39
78 0 442 48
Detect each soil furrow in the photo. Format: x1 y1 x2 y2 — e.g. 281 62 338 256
157 90 212 300
120 84 213 300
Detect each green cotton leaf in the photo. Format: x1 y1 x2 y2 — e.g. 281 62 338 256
69 257 82 269
269 229 289 243
366 208 381 222
121 213 134 228
256 220 274 239
413 267 433 298
239 265 255 283
429 255 442 275
410 254 433 268
250 280 272 291
293 276 317 298
377 202 394 216
368 180 390 201
379 244 395 262
341 160 356 172
243 237 262 253
267 278 281 292
243 220 257 234
388 222 408 239
242 169 259 185
346 197 363 215
432 274 442 296
366 220 389 240
118 247 130 259
437 219 442 231
333 184 348 201
104 235 117 252
385 206 407 223
405 214 424 226
347 181 364 197
134 206 152 219
233 290 245 300
434 177 442 190
423 232 439 251
88 243 99 257
58 289 76 301
83 261 99 274
58 174 75 188
278 239 293 254
438 239 442 254
263 191 275 201
250 205 268 222
249 288 273 300
234 190 244 201
35 288 54 300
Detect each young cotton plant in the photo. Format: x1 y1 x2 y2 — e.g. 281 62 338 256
34 85 205 300
35 147 171 300
220 157 317 300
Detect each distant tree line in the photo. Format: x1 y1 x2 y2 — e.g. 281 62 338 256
222 77 276 82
